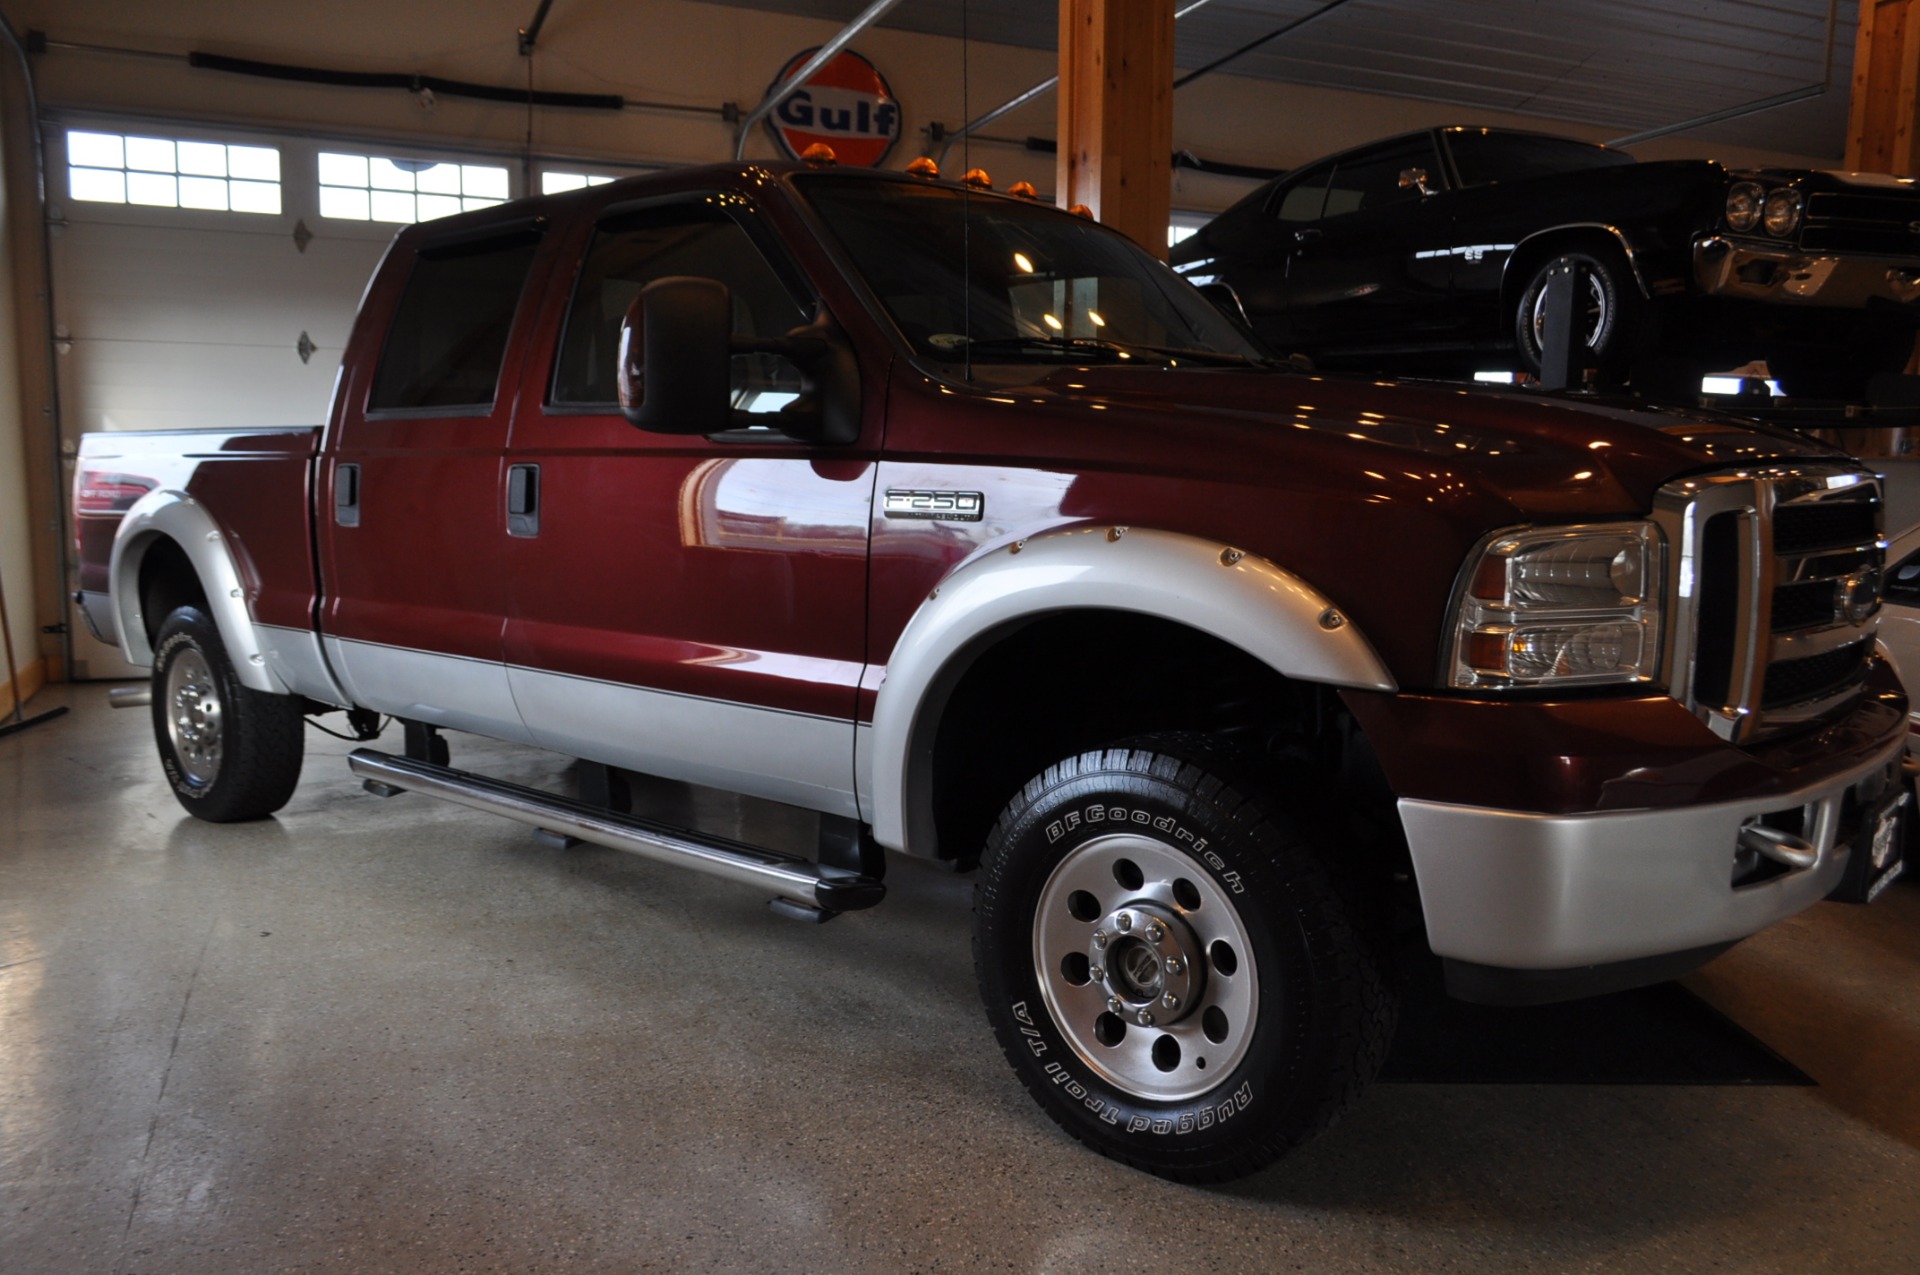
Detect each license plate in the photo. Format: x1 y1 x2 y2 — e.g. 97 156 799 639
1833 786 1908 903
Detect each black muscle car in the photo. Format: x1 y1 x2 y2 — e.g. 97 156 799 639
1171 126 1920 399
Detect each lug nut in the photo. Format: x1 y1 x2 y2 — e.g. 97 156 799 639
1144 921 1165 942
1089 966 1105 984
1135 1009 1154 1027
1164 957 1184 976
1115 913 1133 932
1162 993 1180 1010
1108 997 1124 1015
1092 929 1110 950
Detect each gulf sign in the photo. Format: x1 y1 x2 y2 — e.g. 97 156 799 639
765 48 901 168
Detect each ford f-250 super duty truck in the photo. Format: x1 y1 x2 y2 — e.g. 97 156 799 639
75 156 1910 1182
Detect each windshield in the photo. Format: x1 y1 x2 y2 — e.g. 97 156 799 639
1445 131 1637 187
796 176 1267 365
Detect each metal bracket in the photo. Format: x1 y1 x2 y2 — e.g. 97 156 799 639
1537 254 1587 392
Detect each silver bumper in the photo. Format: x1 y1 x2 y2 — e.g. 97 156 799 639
1399 733 1904 971
1694 235 1920 307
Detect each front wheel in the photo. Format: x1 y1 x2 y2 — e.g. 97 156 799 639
1514 247 1639 384
151 605 305 821
973 742 1396 1182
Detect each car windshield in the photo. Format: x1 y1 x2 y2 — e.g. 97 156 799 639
796 176 1268 365
1446 132 1637 187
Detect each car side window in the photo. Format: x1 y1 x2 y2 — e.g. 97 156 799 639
1270 166 1330 223
367 228 541 412
1321 141 1440 219
551 202 811 411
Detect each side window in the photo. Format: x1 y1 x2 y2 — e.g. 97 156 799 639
1271 167 1330 223
551 203 811 412
1322 142 1440 219
367 230 540 411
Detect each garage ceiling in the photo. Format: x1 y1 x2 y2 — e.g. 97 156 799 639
706 0 1856 160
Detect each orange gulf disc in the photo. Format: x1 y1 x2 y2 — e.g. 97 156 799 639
766 48 902 168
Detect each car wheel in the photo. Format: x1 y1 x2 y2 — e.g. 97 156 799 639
151 605 305 822
973 739 1396 1182
1514 248 1637 383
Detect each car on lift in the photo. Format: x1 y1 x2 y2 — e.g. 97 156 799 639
1171 126 1920 399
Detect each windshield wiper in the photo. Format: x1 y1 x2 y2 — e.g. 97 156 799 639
954 336 1133 362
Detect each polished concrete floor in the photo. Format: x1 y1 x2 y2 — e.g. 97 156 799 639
3 684 1918 1273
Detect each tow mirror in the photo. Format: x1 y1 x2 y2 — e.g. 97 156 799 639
1196 281 1251 328
618 275 860 444
618 276 733 435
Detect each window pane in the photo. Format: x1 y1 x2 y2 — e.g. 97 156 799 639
369 232 541 410
319 152 369 187
543 172 589 194
553 205 809 405
176 141 227 177
416 193 463 221
67 131 123 169
70 167 126 203
178 176 229 210
320 185 370 220
415 162 462 195
126 172 179 207
229 180 282 215
462 166 508 199
368 157 416 191
124 136 175 173
462 196 505 213
371 190 417 223
228 145 280 181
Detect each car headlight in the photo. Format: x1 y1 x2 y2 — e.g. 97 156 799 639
1725 181 1765 232
1763 187 1803 238
1448 522 1663 690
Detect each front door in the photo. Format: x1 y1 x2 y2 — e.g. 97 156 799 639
500 194 875 817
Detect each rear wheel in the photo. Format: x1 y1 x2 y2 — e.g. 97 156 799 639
973 741 1396 1182
151 605 304 821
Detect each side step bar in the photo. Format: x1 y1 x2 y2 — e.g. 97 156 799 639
346 748 885 914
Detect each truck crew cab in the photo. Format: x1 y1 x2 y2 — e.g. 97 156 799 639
75 157 1909 1182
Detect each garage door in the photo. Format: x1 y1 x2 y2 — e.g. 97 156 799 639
47 114 636 680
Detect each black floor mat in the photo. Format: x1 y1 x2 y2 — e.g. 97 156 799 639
1379 970 1813 1085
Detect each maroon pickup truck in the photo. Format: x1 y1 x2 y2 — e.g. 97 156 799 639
75 158 1909 1182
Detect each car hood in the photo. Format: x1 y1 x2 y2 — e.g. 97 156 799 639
1010 362 1847 520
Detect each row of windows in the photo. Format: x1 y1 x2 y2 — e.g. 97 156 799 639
66 129 619 223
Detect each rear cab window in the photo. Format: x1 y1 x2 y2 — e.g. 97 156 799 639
367 224 543 414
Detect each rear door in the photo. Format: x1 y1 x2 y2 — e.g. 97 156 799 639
315 213 551 740
499 192 876 817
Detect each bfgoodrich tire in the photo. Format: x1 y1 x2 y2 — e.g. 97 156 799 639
973 742 1396 1182
151 605 305 822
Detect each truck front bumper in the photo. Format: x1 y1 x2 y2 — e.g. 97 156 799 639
1400 729 1905 986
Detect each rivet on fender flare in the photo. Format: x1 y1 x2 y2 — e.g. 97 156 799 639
1106 526 1128 543
1319 608 1346 630
1220 547 1243 566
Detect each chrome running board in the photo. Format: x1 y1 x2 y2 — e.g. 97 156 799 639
346 748 885 914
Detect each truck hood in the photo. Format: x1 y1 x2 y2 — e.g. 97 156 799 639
1013 363 1845 520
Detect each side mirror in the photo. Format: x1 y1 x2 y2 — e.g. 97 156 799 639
618 276 733 435
1195 281 1251 328
1398 167 1433 197
618 275 861 444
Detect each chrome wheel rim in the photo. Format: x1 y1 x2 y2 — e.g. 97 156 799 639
1033 832 1259 1101
1530 271 1608 351
165 647 223 787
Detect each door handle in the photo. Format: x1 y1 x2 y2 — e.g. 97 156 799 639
1293 228 1323 246
506 463 539 537
334 463 360 527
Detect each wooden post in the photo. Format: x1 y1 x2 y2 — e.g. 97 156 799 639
1846 0 1920 174
1056 0 1175 259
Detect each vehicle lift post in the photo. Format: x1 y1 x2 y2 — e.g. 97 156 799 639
1536 255 1587 393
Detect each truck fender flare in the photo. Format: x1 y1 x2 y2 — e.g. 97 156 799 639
862 526 1397 855
108 490 286 694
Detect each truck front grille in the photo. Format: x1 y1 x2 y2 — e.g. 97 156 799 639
1656 464 1884 744
1800 191 1920 256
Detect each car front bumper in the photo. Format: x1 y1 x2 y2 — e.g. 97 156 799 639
1694 235 1920 308
1400 730 1905 978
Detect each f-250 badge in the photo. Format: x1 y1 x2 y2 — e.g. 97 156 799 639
883 488 985 521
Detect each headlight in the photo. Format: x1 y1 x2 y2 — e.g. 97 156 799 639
1448 522 1663 690
1725 181 1765 232
1763 187 1803 238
